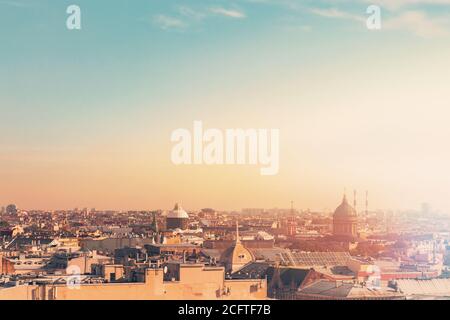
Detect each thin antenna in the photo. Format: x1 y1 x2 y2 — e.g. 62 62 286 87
365 190 369 217
353 190 357 212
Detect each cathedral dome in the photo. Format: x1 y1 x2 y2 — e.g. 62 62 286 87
334 195 357 218
167 203 189 219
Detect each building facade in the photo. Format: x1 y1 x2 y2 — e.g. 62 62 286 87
0 262 266 300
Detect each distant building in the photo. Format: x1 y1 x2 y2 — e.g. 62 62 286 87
297 280 404 300
145 243 199 256
5 204 17 216
242 208 265 215
166 203 189 230
286 216 297 236
281 251 352 268
333 195 358 239
47 250 112 274
393 278 450 297
80 237 155 253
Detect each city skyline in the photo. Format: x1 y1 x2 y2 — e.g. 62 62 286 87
0 195 438 214
2 0 450 211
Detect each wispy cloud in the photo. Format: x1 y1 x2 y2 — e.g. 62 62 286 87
310 7 365 23
384 10 449 37
177 6 206 21
151 1 450 38
152 14 186 31
309 5 450 38
362 0 450 10
209 7 247 19
150 5 246 31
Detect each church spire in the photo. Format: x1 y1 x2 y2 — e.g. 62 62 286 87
236 220 240 244
342 192 348 204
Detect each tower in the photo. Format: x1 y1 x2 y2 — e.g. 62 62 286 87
286 201 297 236
151 212 158 233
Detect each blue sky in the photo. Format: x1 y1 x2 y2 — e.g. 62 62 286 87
3 0 448 135
1 0 450 211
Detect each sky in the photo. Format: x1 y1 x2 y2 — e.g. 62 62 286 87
1 0 450 212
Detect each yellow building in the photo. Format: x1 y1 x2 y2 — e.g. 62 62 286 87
0 262 266 300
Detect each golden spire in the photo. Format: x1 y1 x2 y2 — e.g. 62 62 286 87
236 220 240 244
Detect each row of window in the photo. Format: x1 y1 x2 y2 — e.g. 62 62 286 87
14 261 45 266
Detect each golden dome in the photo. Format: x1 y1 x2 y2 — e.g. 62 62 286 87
167 203 189 219
334 195 357 218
